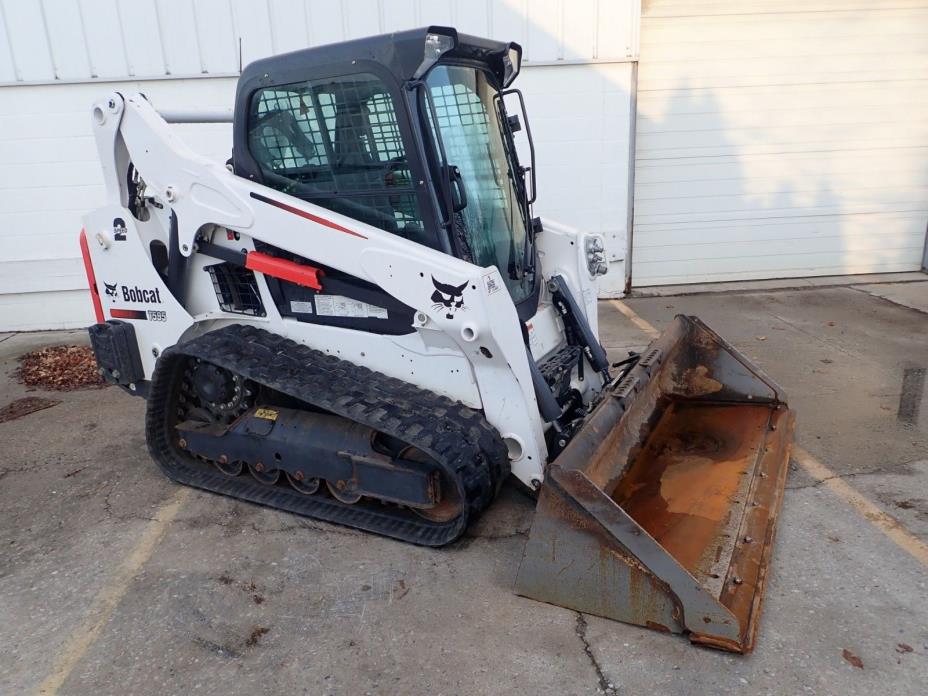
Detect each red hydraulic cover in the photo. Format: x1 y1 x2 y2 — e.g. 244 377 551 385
245 251 323 290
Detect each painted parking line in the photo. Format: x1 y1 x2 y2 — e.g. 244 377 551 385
792 445 928 566
35 487 191 695
609 299 660 339
606 298 928 567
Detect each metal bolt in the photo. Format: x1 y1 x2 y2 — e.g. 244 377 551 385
218 454 228 465
255 462 265 472
732 577 743 585
178 438 187 449
557 439 567 448
294 470 304 481
107 98 116 109
181 244 189 252
743 536 753 543
336 480 347 490
770 424 777 431
165 186 177 202
152 347 160 357
530 478 542 490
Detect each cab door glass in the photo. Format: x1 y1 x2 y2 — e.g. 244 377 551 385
424 65 532 303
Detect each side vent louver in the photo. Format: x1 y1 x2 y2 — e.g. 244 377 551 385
206 263 265 316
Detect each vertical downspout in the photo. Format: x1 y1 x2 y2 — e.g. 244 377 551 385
624 60 638 296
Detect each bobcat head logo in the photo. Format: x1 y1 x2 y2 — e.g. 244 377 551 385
103 282 118 299
431 277 467 320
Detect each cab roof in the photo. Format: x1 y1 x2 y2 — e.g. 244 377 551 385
239 26 519 90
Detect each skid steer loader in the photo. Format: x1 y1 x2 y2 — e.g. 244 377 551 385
80 27 794 652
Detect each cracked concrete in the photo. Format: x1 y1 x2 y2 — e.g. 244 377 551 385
575 613 615 694
1 279 927 695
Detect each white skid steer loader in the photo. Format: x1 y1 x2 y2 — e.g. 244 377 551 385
81 27 794 652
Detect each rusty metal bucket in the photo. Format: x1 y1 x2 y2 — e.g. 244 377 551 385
515 315 795 653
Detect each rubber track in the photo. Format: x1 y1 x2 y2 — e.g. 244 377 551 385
146 324 509 546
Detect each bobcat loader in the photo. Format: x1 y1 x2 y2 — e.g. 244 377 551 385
81 27 794 653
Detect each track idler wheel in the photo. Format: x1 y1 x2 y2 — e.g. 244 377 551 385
402 446 462 523
214 456 243 477
326 479 362 504
287 471 321 495
248 461 280 485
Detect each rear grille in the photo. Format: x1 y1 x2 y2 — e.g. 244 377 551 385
206 263 265 316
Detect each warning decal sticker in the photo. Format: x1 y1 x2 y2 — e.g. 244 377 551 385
314 295 389 320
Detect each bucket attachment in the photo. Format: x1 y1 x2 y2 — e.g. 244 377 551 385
515 315 795 653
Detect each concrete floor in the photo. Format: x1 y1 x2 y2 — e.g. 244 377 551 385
1 279 927 695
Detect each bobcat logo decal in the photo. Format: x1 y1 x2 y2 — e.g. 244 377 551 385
103 282 118 299
431 277 467 320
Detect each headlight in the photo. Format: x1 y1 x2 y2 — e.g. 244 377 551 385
425 32 454 60
502 44 522 87
413 31 456 79
584 236 608 277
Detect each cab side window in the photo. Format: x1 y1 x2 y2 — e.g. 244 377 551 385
249 73 428 246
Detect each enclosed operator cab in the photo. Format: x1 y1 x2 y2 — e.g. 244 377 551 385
232 27 541 325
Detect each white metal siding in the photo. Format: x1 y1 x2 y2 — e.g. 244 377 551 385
0 0 638 84
0 0 638 329
631 1 928 286
0 78 237 330
518 64 634 298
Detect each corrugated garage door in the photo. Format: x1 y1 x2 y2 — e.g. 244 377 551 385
631 1 928 286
